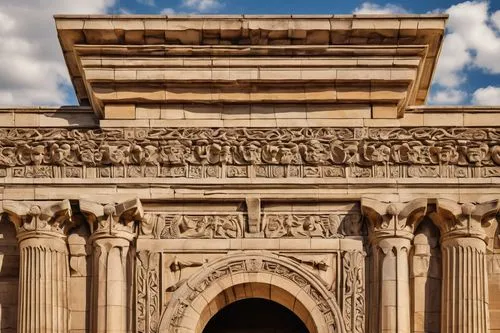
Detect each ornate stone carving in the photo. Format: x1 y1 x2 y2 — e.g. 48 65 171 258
159 252 346 333
1 127 500 178
362 198 427 333
1 200 73 333
342 251 365 333
136 251 160 333
428 199 499 333
80 198 144 333
140 212 359 239
2 200 72 240
80 197 143 240
431 199 500 241
361 198 428 240
262 213 346 238
141 213 244 239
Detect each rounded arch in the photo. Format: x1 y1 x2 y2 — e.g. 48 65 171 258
159 251 346 333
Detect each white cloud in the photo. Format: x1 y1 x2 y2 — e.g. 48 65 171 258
160 7 176 15
492 10 500 31
429 89 467 104
431 1 500 104
353 2 407 14
137 0 155 6
433 32 471 88
0 0 115 106
472 86 500 105
181 0 223 13
446 1 500 74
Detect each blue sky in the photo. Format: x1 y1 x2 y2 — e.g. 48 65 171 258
0 0 499 106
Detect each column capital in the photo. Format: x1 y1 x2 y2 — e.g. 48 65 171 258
361 198 427 242
432 198 500 243
1 199 72 243
80 197 144 242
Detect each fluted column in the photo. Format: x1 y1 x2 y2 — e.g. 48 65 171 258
81 198 143 333
433 199 499 333
2 200 73 333
362 198 427 333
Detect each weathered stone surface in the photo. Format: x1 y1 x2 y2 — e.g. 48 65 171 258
1 12 500 333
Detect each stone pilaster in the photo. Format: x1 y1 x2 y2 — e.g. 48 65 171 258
362 198 427 333
80 198 143 333
432 199 500 333
2 200 73 333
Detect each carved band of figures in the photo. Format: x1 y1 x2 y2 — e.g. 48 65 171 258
1 127 500 178
140 212 363 239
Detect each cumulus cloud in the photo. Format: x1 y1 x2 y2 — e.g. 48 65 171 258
181 0 223 13
492 10 500 30
429 89 468 104
160 7 176 15
432 2 500 94
430 1 500 104
353 2 407 14
472 86 500 105
0 0 115 106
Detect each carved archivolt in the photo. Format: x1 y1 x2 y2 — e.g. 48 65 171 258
1 127 500 178
158 251 347 333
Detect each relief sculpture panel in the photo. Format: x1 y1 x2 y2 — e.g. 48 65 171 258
1 127 500 179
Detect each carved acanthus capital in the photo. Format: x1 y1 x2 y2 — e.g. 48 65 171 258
1 199 72 241
361 198 427 242
432 198 500 242
80 197 144 242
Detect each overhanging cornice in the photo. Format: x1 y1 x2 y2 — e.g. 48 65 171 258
55 14 447 118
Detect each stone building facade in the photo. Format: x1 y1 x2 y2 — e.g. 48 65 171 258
0 14 499 333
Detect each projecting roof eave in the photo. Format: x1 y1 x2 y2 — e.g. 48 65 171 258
55 14 447 107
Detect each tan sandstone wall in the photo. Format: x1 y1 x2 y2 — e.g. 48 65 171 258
0 221 18 333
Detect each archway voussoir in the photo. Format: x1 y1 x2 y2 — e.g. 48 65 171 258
231 271 250 286
270 285 296 310
248 271 272 284
232 283 247 300
310 305 330 333
294 289 318 316
250 282 271 299
178 306 199 330
270 274 302 298
190 294 209 315
200 282 224 308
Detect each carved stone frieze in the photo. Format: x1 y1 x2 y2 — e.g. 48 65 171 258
262 213 358 238
140 212 361 239
1 127 500 178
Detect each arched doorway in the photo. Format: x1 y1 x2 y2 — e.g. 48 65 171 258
159 252 346 333
203 298 309 333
